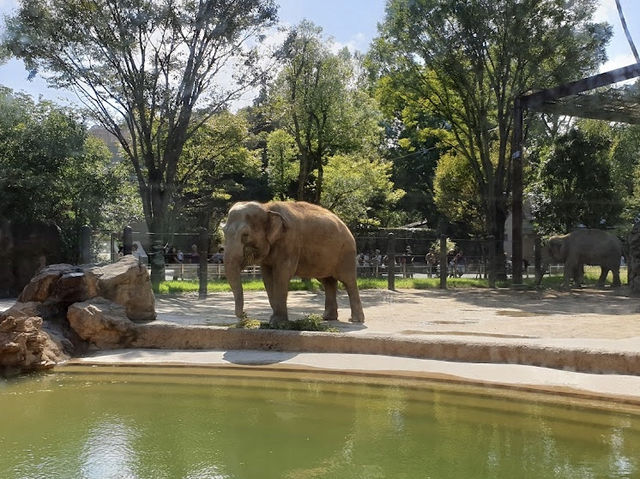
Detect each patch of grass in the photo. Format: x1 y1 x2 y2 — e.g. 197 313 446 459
232 313 338 332
234 317 263 329
157 265 626 295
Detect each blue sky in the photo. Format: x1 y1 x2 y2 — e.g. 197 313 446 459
0 0 638 105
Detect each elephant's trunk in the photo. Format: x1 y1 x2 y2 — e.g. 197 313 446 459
224 249 245 319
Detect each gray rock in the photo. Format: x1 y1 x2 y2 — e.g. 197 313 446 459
68 298 137 349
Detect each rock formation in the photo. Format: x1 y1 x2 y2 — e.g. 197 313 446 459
0 255 156 376
0 315 65 376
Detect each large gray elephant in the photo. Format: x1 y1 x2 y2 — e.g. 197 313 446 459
536 229 622 288
223 201 365 327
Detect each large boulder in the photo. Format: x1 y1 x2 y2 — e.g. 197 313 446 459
1 256 156 375
68 298 137 349
0 315 67 376
89 256 156 321
18 256 155 321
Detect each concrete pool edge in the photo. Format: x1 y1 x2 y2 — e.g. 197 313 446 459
65 348 640 408
128 324 640 375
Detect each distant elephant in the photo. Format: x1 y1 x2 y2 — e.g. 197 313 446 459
223 201 365 327
536 229 622 288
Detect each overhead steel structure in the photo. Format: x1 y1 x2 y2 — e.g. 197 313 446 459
511 62 640 284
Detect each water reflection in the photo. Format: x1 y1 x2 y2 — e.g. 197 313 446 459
81 418 139 479
0 368 638 479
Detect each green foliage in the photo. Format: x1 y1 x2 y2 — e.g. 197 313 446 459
529 125 623 233
266 129 297 200
268 21 386 204
433 150 485 234
176 111 261 230
0 88 137 259
3 0 277 236
233 313 338 332
321 153 405 228
371 0 611 247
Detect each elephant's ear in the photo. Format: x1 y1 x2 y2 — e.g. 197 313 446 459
267 211 286 244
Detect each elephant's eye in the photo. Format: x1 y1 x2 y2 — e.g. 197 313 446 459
241 232 249 243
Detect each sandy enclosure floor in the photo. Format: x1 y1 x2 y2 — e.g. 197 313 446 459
154 287 640 341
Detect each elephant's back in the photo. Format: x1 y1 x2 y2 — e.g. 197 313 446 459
274 201 354 241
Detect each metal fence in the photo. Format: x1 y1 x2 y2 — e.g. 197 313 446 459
86 226 591 296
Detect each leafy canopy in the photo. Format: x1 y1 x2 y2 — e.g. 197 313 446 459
3 0 277 235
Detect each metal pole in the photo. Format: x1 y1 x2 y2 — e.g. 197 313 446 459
488 235 496 288
534 235 542 286
511 97 523 285
387 233 396 291
110 232 117 263
198 228 209 299
123 226 133 256
80 225 91 264
439 234 447 289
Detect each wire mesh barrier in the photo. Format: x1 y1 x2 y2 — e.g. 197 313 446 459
85 226 628 294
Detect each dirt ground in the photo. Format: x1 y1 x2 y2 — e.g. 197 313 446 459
154 287 640 342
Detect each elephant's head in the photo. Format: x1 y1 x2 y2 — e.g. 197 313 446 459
222 202 286 318
535 236 566 285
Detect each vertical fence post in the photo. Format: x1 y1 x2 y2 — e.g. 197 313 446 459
80 225 91 264
439 234 447 289
123 226 133 256
534 236 542 286
387 233 396 291
110 232 117 263
198 228 209 299
150 240 165 293
629 222 640 295
487 235 496 288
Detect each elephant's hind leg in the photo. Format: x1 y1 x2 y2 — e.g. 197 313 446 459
320 277 338 321
340 274 365 323
597 268 609 288
612 268 621 287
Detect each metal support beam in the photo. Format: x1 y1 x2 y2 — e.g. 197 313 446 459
521 63 640 109
511 98 523 285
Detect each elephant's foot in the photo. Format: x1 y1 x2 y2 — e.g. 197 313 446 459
269 314 290 329
349 312 365 323
323 314 338 321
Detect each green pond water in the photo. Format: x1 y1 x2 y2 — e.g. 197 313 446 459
1 366 639 479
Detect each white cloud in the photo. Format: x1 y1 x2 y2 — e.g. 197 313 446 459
600 53 638 72
330 32 369 54
594 0 618 24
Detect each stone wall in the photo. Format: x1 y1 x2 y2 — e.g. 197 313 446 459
0 220 63 297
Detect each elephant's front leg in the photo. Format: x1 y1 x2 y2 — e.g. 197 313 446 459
262 265 276 311
320 277 338 321
268 264 294 328
563 262 574 289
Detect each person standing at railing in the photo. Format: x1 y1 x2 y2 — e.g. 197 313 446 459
190 244 199 264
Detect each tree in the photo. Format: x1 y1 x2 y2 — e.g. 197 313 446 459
371 0 610 279
175 111 261 230
0 87 135 258
529 126 623 233
266 129 297 200
433 150 485 235
321 153 405 228
4 0 277 239
370 63 446 228
269 21 383 203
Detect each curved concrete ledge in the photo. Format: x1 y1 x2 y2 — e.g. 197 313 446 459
130 323 640 376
